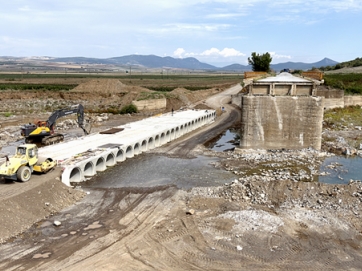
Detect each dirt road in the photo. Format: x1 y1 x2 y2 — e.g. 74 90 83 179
1 84 362 270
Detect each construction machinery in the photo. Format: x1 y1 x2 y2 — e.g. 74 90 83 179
21 104 89 146
0 144 56 182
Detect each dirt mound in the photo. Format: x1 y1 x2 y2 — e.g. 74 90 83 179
71 79 150 95
0 168 85 243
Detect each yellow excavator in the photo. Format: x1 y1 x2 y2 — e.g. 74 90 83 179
20 104 89 146
0 144 56 182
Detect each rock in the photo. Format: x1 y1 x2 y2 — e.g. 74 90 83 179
186 209 195 215
53 221 62 227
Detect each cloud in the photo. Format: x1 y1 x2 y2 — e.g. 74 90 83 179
174 47 245 59
201 48 245 57
269 52 292 60
173 48 186 58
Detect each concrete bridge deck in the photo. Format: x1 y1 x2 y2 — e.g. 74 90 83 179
38 109 216 186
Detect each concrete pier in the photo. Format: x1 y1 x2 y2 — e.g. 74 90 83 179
38 109 216 186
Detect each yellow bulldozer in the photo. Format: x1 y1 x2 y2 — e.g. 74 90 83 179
0 144 56 182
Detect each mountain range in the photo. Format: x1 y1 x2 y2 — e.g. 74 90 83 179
1 55 339 71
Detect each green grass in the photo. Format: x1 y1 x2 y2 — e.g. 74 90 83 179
137 91 177 101
324 74 362 95
324 106 362 130
2 112 12 117
0 83 77 91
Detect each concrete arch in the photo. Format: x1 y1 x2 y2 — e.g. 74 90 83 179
96 157 106 172
115 148 125 162
170 128 175 140
148 137 155 149
134 143 141 155
126 145 134 158
83 161 95 177
175 127 180 138
141 140 148 152
180 125 184 136
155 135 160 147
160 132 166 145
201 116 205 125
165 130 171 142
69 167 83 183
105 152 116 167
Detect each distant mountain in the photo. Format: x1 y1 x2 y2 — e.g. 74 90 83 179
108 55 216 70
50 55 216 70
221 64 251 71
270 58 339 71
42 55 339 71
49 57 114 64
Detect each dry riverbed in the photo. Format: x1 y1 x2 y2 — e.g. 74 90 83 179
1 85 362 269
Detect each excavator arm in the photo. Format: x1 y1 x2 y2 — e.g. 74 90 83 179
21 104 89 145
46 104 88 135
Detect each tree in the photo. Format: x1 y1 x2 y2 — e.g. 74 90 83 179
248 52 272 72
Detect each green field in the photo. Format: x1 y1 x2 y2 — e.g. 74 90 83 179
324 73 362 95
0 73 243 92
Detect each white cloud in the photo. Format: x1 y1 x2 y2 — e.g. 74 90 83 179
173 47 248 66
173 48 186 58
201 48 245 57
269 52 292 60
173 47 245 58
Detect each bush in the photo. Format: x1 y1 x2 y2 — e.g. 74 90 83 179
3 112 12 117
119 104 138 114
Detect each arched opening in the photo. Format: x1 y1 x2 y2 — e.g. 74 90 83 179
148 137 155 149
134 143 140 155
116 149 124 162
155 135 160 147
69 167 82 183
126 145 133 158
96 157 106 171
170 128 175 140
141 140 148 152
160 132 166 145
83 162 94 177
105 153 115 166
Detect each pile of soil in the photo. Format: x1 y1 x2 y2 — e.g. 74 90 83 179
0 168 85 243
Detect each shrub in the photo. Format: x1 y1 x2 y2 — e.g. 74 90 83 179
3 112 12 117
119 104 138 114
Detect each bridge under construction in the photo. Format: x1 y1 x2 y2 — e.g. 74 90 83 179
37 109 216 186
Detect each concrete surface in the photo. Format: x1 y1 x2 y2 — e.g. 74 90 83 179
240 96 324 150
38 109 216 186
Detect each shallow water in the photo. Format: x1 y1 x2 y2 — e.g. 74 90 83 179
208 129 239 152
318 155 362 185
84 153 236 190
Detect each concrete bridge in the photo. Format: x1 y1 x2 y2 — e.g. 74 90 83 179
238 73 324 150
38 109 216 186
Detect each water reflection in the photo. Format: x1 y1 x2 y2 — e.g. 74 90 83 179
318 156 362 184
83 153 236 190
208 129 240 152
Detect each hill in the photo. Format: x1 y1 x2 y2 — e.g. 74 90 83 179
1 55 339 71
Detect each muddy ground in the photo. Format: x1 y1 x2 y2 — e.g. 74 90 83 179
1 81 362 270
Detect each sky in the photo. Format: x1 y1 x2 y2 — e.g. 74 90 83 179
1 0 362 67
